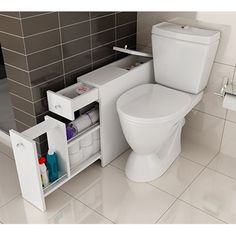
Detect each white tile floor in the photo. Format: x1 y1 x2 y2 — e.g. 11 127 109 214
1 138 236 224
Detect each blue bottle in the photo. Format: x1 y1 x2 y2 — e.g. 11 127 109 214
46 149 59 182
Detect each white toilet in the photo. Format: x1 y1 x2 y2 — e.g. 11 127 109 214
116 22 220 182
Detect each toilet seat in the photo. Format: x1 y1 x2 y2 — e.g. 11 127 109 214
117 84 202 123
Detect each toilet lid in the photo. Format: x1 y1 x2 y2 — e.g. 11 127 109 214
117 84 195 122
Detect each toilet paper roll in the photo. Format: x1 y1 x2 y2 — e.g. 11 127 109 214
80 134 93 147
82 145 94 159
93 139 100 154
92 130 100 140
69 150 84 169
73 114 92 133
223 94 236 111
68 142 80 155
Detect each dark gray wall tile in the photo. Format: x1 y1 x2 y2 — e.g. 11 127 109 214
64 50 91 73
61 21 90 43
0 32 25 53
20 12 50 18
5 64 30 86
116 34 136 49
116 22 137 39
2 49 28 70
13 107 37 127
7 79 33 101
59 12 89 27
116 12 137 25
27 46 62 70
93 54 116 70
34 98 48 116
62 36 91 58
29 61 63 86
0 12 20 18
15 120 29 132
90 12 114 19
0 15 22 36
24 29 60 54
31 76 65 101
92 43 114 61
21 12 59 36
65 64 92 86
91 14 115 33
92 29 115 48
11 94 35 115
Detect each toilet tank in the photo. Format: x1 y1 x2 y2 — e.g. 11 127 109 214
152 22 220 94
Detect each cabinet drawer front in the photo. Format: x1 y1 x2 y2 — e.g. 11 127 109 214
47 91 74 120
47 83 99 120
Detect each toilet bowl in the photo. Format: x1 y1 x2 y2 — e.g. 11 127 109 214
116 22 219 182
117 84 203 182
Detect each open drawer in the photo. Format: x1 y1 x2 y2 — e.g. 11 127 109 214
47 81 99 120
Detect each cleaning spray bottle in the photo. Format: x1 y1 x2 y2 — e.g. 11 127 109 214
38 157 49 188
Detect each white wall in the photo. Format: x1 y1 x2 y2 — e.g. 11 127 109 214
137 12 236 162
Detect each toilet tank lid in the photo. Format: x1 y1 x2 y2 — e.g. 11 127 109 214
152 22 220 44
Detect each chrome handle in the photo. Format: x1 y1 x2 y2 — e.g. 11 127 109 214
16 143 24 148
55 104 62 109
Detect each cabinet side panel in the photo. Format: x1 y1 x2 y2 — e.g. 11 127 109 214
99 61 154 166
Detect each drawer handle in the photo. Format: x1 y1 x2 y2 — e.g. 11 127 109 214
16 143 24 148
55 104 62 109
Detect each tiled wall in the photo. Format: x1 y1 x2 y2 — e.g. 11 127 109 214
0 11 137 154
137 12 236 161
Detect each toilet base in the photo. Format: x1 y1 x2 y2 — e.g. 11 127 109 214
125 118 184 182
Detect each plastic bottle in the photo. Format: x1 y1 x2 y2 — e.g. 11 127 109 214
46 150 59 183
38 157 49 188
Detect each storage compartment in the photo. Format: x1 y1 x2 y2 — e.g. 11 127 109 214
68 128 100 170
116 56 150 71
47 82 99 120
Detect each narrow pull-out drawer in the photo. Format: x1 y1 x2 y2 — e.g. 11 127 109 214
47 82 99 120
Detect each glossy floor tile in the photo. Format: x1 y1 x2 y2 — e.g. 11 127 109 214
158 199 223 224
110 149 131 171
1 141 234 224
208 152 236 179
180 168 236 223
149 156 204 197
0 189 111 224
0 153 21 208
181 110 224 165
78 165 176 223
181 137 218 166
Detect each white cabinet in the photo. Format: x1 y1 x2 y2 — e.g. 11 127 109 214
10 55 154 211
